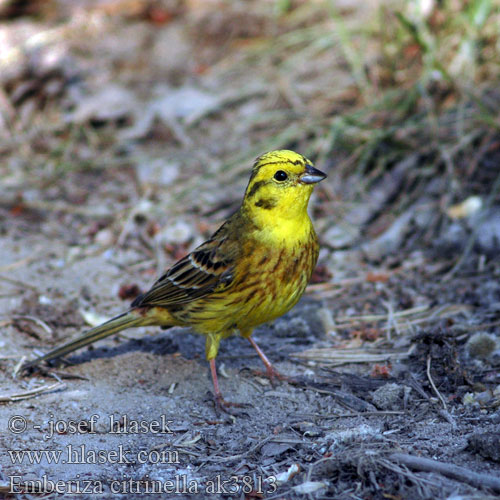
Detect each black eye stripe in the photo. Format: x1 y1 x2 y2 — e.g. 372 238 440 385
274 170 288 181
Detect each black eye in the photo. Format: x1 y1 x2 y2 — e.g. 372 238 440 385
274 170 288 181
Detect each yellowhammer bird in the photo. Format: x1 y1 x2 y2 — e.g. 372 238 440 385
22 150 326 411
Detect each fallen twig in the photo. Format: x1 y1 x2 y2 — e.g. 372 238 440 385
304 386 376 412
334 410 405 417
451 320 500 332
426 355 447 411
0 254 37 273
12 356 27 378
389 453 500 493
423 357 457 428
305 258 449 296
333 304 470 331
292 345 415 365
0 274 39 292
0 382 66 403
12 315 53 335
202 435 273 463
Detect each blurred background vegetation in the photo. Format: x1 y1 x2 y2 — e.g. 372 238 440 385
1 0 499 277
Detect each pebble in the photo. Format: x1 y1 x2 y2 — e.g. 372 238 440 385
466 332 498 359
468 432 500 462
371 382 407 411
94 228 115 247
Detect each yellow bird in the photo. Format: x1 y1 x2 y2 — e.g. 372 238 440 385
23 150 326 411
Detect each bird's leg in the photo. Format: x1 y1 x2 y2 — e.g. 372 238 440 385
247 336 289 385
209 359 243 414
206 334 244 413
209 358 224 404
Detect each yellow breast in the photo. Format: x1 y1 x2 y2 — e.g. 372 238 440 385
182 224 319 335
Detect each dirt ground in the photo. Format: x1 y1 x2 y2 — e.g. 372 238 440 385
1 2 500 499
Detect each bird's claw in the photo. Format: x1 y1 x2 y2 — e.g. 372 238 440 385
251 365 292 387
213 394 249 416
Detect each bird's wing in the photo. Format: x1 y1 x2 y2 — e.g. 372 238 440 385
131 224 238 308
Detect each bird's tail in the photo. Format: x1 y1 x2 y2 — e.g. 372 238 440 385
22 311 145 370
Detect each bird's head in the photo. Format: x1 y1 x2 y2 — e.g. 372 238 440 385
242 150 326 223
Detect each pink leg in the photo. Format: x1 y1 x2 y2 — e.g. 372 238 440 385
209 359 243 413
247 336 288 383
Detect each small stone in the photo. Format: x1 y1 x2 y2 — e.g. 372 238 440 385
466 332 498 359
94 228 114 247
468 432 500 462
292 481 327 494
462 392 475 405
447 196 483 219
371 382 407 411
474 390 494 406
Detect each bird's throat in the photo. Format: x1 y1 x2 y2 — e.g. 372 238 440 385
245 205 313 246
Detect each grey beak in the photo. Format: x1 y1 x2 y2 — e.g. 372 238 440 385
301 164 327 184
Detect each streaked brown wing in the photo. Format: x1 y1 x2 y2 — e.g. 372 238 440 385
131 229 237 308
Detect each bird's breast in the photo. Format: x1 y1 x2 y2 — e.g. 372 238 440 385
177 227 319 335
230 228 319 328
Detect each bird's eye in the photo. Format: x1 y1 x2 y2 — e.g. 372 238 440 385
274 170 288 181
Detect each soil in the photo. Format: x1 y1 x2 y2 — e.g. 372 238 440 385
1 2 500 499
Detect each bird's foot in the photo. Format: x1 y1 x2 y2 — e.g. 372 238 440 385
213 394 248 416
252 365 293 387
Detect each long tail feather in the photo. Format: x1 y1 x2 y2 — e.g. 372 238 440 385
22 311 144 370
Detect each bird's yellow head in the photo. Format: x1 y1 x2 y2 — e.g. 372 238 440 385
242 150 326 228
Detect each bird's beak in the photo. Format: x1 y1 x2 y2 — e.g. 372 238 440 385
300 164 327 184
